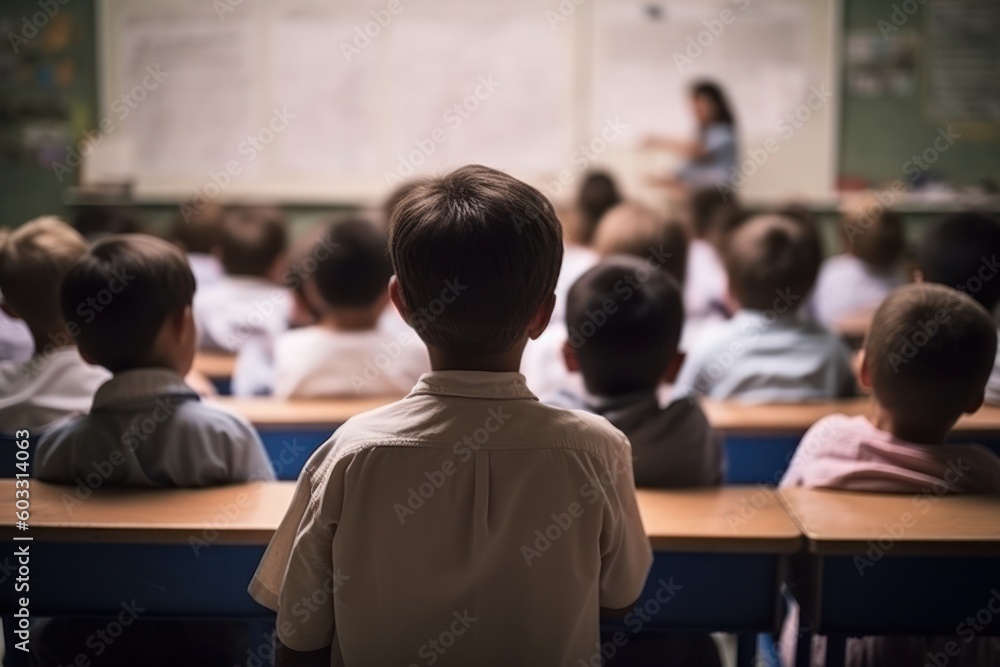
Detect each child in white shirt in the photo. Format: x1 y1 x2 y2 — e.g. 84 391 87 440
271 218 428 397
194 206 291 353
251 165 651 666
0 218 109 432
811 195 908 332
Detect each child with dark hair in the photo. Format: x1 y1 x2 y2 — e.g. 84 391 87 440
252 165 651 666
194 206 290 353
782 283 1000 666
682 188 745 349
675 214 856 402
811 194 908 331
917 211 1000 404
270 218 428 397
32 234 273 667
170 201 224 289
561 256 723 489
36 234 273 484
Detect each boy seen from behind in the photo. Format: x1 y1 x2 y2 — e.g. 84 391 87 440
251 165 652 667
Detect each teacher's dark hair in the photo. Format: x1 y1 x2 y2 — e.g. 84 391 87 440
691 80 735 127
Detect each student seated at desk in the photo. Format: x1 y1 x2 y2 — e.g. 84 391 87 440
809 195 908 332
251 165 651 667
268 217 429 397
194 206 291 353
169 200 224 289
0 218 109 432
554 256 723 489
32 234 274 666
916 212 1000 406
523 201 685 399
682 188 745 350
781 283 1000 667
674 213 856 403
36 234 274 485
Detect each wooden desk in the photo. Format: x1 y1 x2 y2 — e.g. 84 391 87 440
0 482 798 667
192 352 237 394
192 352 236 380
0 481 296 623
779 488 1000 667
0 481 295 545
626 487 801 667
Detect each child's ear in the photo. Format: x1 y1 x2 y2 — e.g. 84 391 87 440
0 300 20 320
965 389 987 415
177 305 195 339
857 350 873 390
561 339 579 373
388 276 411 324
913 269 924 283
662 351 685 384
528 293 557 341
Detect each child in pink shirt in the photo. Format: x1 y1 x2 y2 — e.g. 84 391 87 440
782 283 1000 666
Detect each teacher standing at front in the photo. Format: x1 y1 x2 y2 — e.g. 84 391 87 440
644 80 739 192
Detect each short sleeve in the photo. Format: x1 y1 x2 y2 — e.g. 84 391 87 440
225 417 276 482
598 436 653 609
702 124 733 155
249 441 344 650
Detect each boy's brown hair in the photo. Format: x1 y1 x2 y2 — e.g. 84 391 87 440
576 171 621 245
389 164 563 354
61 235 196 372
0 217 88 333
592 203 689 286
172 202 224 255
841 196 906 271
723 214 822 312
219 206 288 277
865 283 996 426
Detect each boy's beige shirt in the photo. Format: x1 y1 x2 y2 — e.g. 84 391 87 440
250 370 652 666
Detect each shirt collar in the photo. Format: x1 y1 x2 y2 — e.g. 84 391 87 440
407 370 537 401
730 309 803 329
92 368 199 409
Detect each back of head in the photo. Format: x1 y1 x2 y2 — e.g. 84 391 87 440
724 214 822 311
840 195 906 271
312 218 392 309
592 203 689 286
689 187 739 239
566 256 684 396
0 217 88 333
72 206 144 241
62 234 196 372
865 283 997 428
576 171 621 245
171 201 224 255
389 164 563 355
917 212 1000 313
219 206 288 277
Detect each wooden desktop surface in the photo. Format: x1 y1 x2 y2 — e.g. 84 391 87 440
779 487 1000 556
192 351 237 379
0 482 799 553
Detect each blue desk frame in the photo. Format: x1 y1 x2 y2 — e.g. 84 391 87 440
793 552 1000 667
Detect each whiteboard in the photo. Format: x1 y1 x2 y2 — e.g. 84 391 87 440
90 0 838 203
